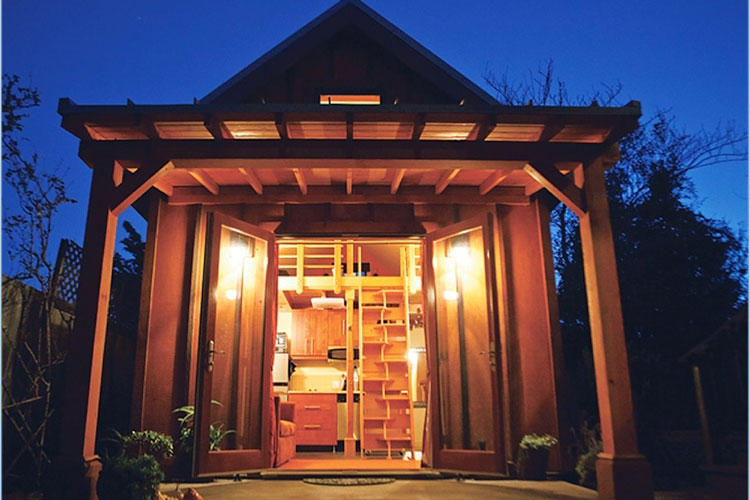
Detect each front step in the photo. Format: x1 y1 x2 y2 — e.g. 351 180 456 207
257 468 443 480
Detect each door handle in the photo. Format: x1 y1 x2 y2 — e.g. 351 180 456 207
207 340 225 372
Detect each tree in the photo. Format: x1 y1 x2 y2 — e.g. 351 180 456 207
2 74 77 490
485 63 747 466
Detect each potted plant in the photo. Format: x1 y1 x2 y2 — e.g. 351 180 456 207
516 433 558 480
171 400 235 479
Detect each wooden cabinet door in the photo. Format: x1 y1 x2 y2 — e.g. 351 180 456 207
290 393 337 445
327 310 346 347
304 309 327 356
288 310 307 357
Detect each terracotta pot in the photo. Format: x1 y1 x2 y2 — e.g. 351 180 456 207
516 447 549 480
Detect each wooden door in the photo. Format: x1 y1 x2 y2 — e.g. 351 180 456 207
423 212 505 472
195 212 277 475
327 309 347 347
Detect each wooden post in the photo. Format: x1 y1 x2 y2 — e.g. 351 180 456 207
53 159 119 499
692 365 714 465
577 156 653 500
344 288 356 456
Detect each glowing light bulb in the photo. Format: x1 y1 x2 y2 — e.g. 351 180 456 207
225 289 238 301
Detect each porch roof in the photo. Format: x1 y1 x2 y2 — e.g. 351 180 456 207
58 99 640 210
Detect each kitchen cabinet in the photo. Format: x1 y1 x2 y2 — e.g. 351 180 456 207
289 308 352 358
289 393 337 446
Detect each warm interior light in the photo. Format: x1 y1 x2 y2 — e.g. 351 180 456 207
225 289 238 301
408 348 420 366
228 243 251 263
448 243 470 262
320 94 381 105
443 290 459 301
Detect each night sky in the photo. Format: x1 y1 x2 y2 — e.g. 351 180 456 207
2 0 747 271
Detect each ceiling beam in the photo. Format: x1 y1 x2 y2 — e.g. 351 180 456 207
479 170 510 195
111 159 173 215
524 162 585 216
238 167 263 194
346 169 353 194
78 139 609 166
390 168 406 194
167 185 529 206
435 168 460 194
188 169 220 195
292 168 308 195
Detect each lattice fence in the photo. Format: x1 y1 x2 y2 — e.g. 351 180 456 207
51 238 82 308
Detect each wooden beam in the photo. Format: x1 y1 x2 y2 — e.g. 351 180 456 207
524 162 585 216
238 167 263 194
188 169 219 195
78 139 608 165
275 112 287 139
204 117 230 140
154 180 174 197
346 169 353 195
435 168 460 194
390 168 406 194
576 157 653 498
167 185 529 206
59 159 118 464
412 114 425 140
479 170 510 195
292 168 308 195
110 159 173 215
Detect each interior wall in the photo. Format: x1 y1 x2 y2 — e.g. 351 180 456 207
497 198 570 472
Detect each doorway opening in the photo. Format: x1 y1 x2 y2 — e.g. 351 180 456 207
274 238 426 471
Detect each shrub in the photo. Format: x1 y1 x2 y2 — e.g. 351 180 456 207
575 420 602 488
520 433 559 450
96 454 164 500
115 430 174 461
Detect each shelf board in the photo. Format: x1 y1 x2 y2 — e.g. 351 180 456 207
363 416 393 421
378 395 410 401
374 358 408 364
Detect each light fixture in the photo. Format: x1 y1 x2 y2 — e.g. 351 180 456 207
443 290 459 301
225 289 238 301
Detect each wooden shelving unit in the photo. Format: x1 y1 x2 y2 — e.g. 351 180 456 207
358 254 416 459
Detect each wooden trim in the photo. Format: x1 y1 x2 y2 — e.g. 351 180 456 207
479 171 510 195
434 168 460 194
346 169 353 195
238 167 263 194
523 162 585 217
188 169 220 195
166 185 529 206
110 159 173 216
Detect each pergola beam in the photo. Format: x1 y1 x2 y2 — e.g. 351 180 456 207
188 169 220 195
78 139 609 165
238 167 263 194
479 170 510 195
523 162 585 216
110 159 173 215
435 168 460 194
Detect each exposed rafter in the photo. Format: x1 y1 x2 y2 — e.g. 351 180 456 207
435 168 460 194
524 162 585 216
479 170 510 195
390 168 406 194
292 168 308 194
188 169 220 195
238 167 263 194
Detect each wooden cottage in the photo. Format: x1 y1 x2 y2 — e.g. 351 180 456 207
57 1 653 498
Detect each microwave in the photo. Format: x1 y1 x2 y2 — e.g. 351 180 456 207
327 347 359 361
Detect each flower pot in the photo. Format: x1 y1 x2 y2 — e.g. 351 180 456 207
516 447 549 480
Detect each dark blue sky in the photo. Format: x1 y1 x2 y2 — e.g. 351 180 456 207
2 0 747 270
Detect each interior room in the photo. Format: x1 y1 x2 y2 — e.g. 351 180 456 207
272 238 426 469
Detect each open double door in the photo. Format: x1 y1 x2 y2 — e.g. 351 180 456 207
193 211 505 476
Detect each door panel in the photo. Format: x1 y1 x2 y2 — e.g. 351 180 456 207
424 212 504 472
195 212 277 475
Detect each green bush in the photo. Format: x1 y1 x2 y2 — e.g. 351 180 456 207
115 430 174 461
173 400 234 453
575 421 602 488
96 454 164 500
519 433 559 450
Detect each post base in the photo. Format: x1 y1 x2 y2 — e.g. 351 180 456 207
596 453 653 500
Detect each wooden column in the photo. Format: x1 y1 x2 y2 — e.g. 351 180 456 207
577 156 653 500
55 159 119 499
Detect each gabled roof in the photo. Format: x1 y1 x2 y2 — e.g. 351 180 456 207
201 0 498 106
